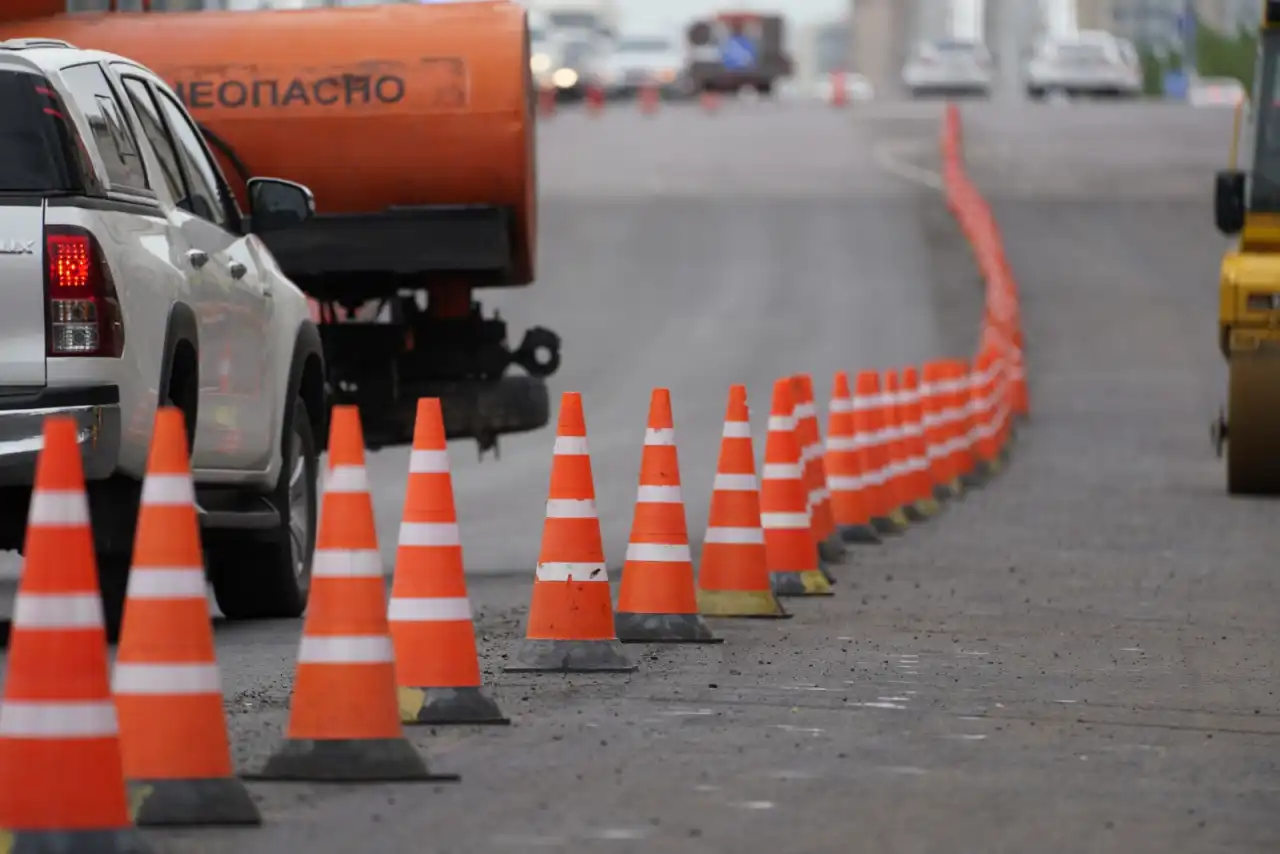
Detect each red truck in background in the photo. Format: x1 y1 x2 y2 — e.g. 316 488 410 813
685 10 793 96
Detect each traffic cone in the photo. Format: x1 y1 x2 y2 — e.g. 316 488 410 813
538 84 557 118
615 389 720 643
969 351 1001 482
762 378 832 597
950 359 984 489
921 361 961 502
256 406 453 782
900 367 941 521
114 407 259 827
858 371 909 536
586 82 605 115
696 385 790 619
825 371 880 544
639 81 660 115
506 392 636 672
830 70 849 107
790 374 844 574
389 399 508 726
878 370 916 531
0 417 148 852
700 88 719 113
938 359 972 495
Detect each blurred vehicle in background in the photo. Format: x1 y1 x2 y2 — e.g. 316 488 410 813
527 0 619 45
685 10 793 97
530 13 562 91
902 38 993 99
1188 75 1246 108
1025 30 1142 100
600 33 691 100
549 34 607 101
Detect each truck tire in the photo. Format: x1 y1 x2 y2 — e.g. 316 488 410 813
209 394 319 620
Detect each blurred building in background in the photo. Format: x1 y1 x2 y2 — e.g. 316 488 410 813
1080 0 1259 50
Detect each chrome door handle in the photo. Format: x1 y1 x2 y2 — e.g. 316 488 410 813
229 260 248 280
186 248 209 269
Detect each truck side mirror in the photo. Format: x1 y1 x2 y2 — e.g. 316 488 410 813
248 177 316 233
1215 169 1247 236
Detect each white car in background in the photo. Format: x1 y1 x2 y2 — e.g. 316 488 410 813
902 39 994 99
1026 31 1142 100
599 34 692 99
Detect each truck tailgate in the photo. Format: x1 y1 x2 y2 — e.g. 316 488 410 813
0 204 45 386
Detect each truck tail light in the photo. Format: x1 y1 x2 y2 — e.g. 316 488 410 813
45 226 124 357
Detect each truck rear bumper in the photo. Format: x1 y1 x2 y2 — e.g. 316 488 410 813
0 386 121 486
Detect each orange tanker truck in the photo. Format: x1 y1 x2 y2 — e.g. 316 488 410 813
0 0 557 456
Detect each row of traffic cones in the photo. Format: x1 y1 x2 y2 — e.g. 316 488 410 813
0 358 1018 850
506 344 1016 671
537 83 721 119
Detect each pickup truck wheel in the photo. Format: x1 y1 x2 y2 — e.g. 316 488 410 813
209 395 318 620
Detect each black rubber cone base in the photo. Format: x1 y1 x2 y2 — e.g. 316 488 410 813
772 570 834 597
818 560 838 585
697 588 792 619
398 686 511 726
504 639 637 673
818 534 847 563
0 828 152 853
129 776 261 827
616 611 723 643
839 523 881 544
249 737 458 783
933 481 958 502
871 514 908 535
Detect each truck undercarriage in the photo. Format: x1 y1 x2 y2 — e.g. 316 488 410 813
258 204 561 456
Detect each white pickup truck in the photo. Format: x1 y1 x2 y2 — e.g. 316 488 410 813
0 37 326 640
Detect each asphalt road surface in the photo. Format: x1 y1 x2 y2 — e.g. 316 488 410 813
6 97 1280 853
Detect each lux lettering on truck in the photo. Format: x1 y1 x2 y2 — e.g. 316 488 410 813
164 58 469 113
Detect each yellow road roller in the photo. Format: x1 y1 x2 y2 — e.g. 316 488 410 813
1212 0 1280 494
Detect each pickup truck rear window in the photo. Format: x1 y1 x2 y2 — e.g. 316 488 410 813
0 68 80 193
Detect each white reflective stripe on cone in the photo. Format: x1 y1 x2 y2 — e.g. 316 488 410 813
703 526 765 544
713 473 758 491
722 421 751 438
399 522 462 547
644 428 675 446
553 436 589 455
298 635 395 664
535 562 608 582
625 542 691 563
761 463 802 479
828 474 868 490
13 592 103 629
312 549 384 578
0 701 117 737
545 499 598 518
27 490 90 526
113 662 222 695
767 415 796 431
141 473 195 506
388 596 473 622
325 465 369 494
127 567 208 599
760 512 808 529
408 449 450 473
636 485 682 503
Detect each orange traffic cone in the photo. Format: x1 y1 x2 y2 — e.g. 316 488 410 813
256 406 453 782
615 389 720 643
950 359 984 489
0 417 147 852
825 371 881 544
762 378 832 597
881 370 915 527
830 70 849 108
700 88 719 113
586 82 605 115
969 351 1001 481
389 399 508 726
921 361 961 501
538 84 557 118
865 371 916 535
696 386 790 619
900 367 941 521
790 374 844 573
639 82 660 115
506 392 636 672
114 407 259 827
